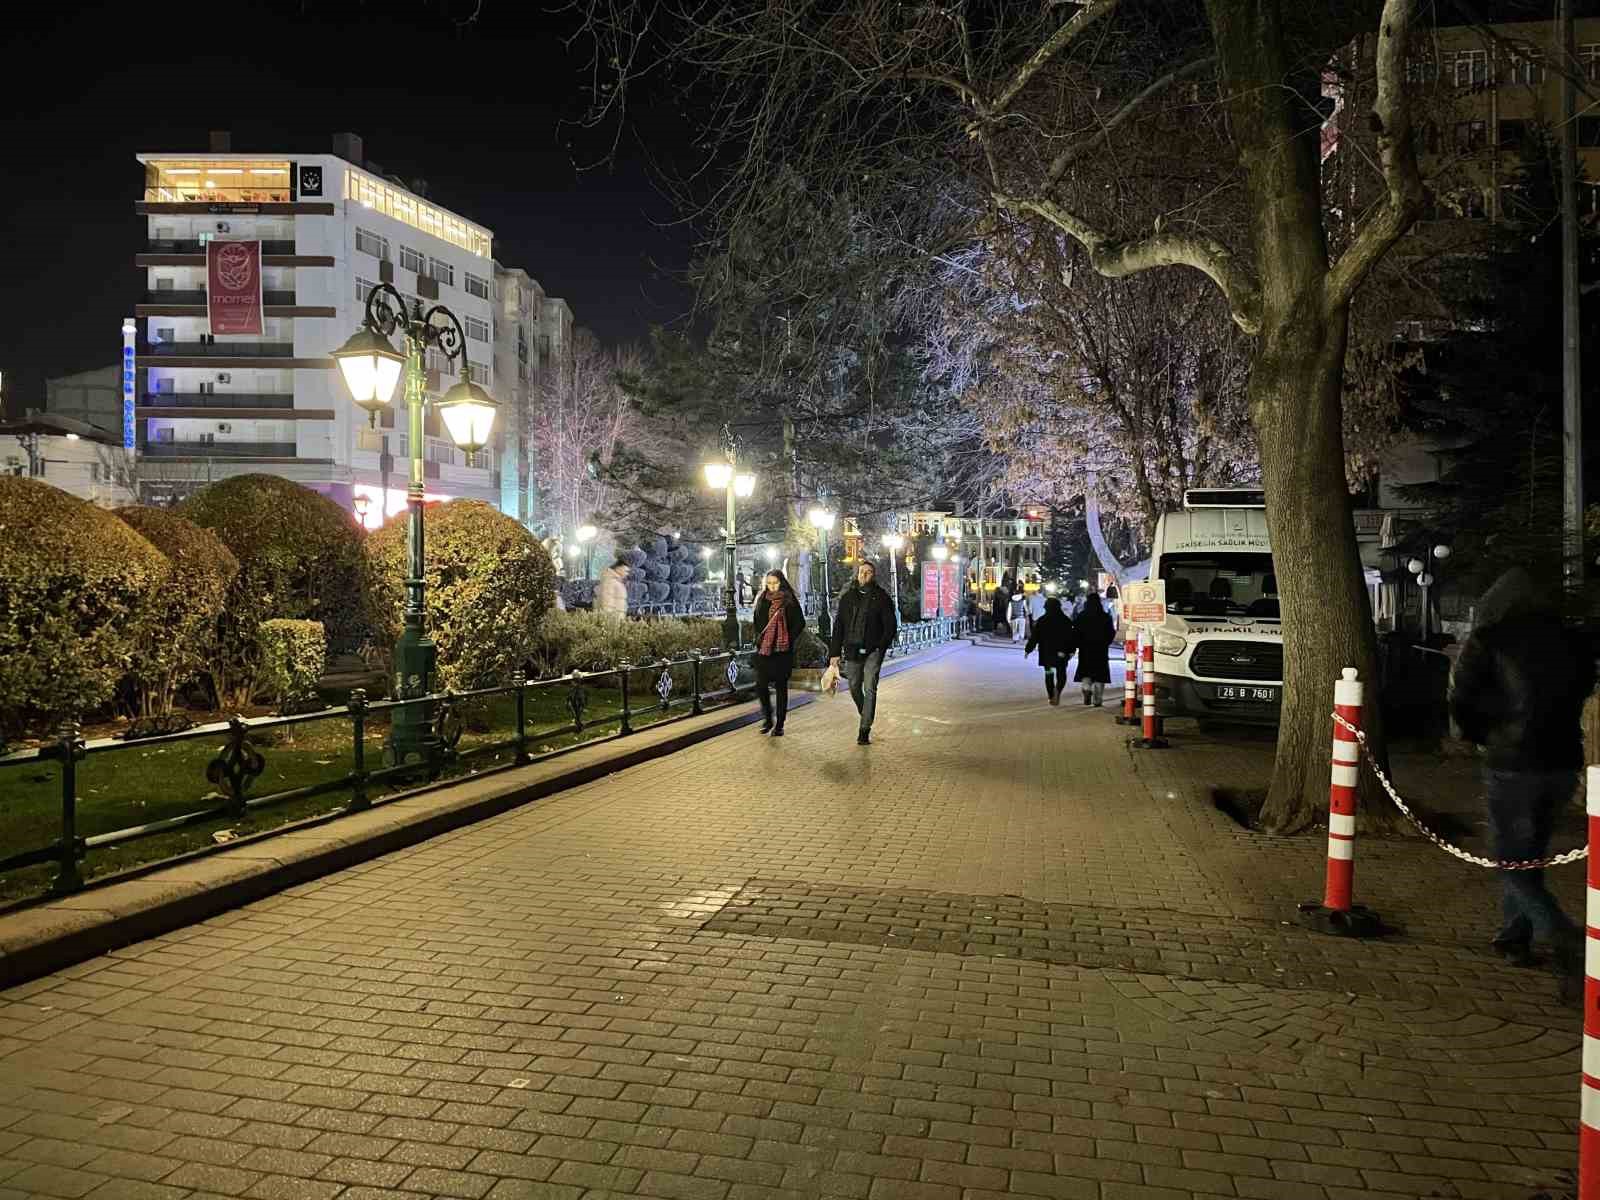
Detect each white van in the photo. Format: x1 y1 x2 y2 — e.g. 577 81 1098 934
1145 488 1282 725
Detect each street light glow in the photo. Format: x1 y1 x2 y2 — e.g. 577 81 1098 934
734 472 756 499
931 544 949 562
808 506 836 531
576 525 598 543
704 461 733 489
332 325 405 420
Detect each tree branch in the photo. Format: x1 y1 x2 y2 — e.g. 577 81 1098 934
998 194 1263 333
1044 55 1217 187
990 0 1124 117
1324 0 1425 313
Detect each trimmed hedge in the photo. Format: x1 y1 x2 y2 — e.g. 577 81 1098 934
114 506 240 717
368 500 556 691
0 479 171 736
180 475 373 702
524 611 726 677
257 619 327 706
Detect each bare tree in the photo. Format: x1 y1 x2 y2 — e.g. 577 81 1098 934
531 331 640 538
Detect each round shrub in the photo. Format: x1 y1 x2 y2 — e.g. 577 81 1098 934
180 475 374 698
624 547 649 570
648 560 671 582
367 500 555 690
647 580 671 603
670 582 690 603
114 506 240 716
0 479 171 737
671 562 693 584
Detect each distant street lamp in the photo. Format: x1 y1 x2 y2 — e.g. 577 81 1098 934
703 429 756 648
351 492 371 528
809 505 837 639
882 533 905 615
1406 542 1452 640
333 282 498 768
931 542 950 619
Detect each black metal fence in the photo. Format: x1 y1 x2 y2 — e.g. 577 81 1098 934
0 618 973 897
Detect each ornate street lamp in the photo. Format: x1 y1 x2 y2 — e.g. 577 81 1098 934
808 504 837 639
703 428 756 648
576 524 598 579
881 532 904 616
334 282 499 768
931 542 950 620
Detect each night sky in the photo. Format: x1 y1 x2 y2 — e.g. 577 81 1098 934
0 0 694 416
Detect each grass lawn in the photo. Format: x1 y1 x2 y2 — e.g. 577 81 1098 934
0 678 693 907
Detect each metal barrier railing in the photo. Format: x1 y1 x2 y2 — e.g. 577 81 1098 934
0 618 973 897
0 648 759 895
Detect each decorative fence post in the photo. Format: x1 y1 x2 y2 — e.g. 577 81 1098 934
1297 668 1382 937
1583 762 1600 1200
1131 642 1168 750
691 652 704 716
619 661 633 735
1119 630 1139 726
52 719 85 894
348 688 369 811
512 669 530 765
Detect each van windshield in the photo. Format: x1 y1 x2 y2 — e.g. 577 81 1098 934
1158 553 1278 620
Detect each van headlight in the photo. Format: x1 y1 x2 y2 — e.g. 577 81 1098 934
1153 631 1187 657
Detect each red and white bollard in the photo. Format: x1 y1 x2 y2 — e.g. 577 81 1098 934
1131 641 1168 749
1117 630 1139 725
1298 667 1382 937
1582 763 1600 1200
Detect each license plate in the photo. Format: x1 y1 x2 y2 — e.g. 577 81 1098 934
1216 685 1277 702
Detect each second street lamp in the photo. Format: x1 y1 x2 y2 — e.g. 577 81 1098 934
703 435 755 649
931 542 949 619
882 532 904 616
333 282 499 769
808 505 836 639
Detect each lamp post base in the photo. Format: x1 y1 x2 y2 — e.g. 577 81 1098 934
386 623 440 770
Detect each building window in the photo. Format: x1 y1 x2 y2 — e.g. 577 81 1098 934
1450 49 1488 88
426 347 457 377
1404 55 1438 84
1583 44 1600 81
465 316 490 343
1502 52 1543 86
343 168 492 259
354 227 390 260
399 245 424 274
1498 119 1529 150
355 275 378 304
1454 120 1487 154
466 360 490 385
465 272 490 300
427 257 455 287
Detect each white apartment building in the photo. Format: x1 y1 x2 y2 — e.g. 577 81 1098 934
134 132 505 520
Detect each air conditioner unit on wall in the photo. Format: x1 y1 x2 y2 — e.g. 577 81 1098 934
217 423 232 433
216 222 230 232
217 373 231 383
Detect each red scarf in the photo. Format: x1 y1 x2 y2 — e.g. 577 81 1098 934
758 594 792 655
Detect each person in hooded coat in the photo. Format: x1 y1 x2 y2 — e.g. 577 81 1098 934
1024 596 1078 706
1450 568 1595 990
1072 592 1116 706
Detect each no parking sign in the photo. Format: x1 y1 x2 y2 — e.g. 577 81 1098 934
1123 581 1167 627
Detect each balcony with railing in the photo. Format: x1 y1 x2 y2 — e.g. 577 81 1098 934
142 393 295 410
146 239 296 255
143 342 295 358
144 441 298 459
144 290 298 306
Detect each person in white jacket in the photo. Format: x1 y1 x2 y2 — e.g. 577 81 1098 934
595 558 630 621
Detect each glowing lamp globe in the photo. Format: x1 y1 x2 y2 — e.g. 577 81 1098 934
436 379 499 454
734 473 756 499
704 461 733 489
332 325 404 421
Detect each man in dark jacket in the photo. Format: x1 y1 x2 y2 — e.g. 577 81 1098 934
829 560 898 745
1449 568 1595 987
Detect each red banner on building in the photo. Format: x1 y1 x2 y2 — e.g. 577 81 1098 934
207 240 263 335
920 562 960 619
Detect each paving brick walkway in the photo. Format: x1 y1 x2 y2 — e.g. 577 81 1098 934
0 644 1582 1199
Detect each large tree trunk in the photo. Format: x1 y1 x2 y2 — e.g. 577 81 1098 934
1209 0 1401 835
1250 306 1397 834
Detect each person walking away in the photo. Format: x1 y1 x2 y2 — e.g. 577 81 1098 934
1072 592 1115 706
1449 567 1594 997
1010 586 1027 643
1025 585 1046 638
752 569 805 737
595 557 630 621
990 576 1011 638
828 560 898 745
1024 596 1078 706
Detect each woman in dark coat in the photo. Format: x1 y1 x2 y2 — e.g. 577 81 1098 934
1072 593 1116 706
1024 596 1078 706
751 569 806 736
991 573 1012 636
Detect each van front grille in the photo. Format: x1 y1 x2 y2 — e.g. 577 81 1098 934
1190 640 1283 682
